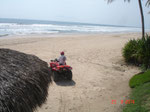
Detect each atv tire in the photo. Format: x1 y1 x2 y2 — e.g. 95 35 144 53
66 70 72 80
53 71 59 82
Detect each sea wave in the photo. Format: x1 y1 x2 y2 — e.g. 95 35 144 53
0 22 149 36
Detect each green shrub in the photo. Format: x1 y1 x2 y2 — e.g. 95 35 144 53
141 35 150 69
123 82 150 112
122 35 150 70
129 70 150 88
122 39 139 63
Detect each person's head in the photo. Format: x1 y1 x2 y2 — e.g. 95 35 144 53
60 51 64 55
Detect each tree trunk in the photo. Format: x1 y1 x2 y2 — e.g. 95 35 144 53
138 0 145 38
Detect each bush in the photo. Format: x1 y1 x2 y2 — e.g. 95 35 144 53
122 39 141 63
122 35 150 70
141 35 150 69
129 70 150 88
123 82 150 112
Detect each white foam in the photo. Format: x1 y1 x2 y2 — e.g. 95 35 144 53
0 23 149 36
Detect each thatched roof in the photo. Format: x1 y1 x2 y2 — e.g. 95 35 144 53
0 48 51 112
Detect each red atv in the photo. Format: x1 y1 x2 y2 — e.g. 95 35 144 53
50 59 72 82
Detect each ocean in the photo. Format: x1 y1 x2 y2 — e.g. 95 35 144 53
0 18 149 37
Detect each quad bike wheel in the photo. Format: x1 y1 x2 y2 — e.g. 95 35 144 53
66 70 72 80
53 71 59 82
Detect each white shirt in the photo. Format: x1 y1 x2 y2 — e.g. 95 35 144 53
58 55 66 65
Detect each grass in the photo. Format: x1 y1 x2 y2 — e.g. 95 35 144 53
123 82 150 112
129 70 150 88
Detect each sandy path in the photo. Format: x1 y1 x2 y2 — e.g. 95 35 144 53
0 33 140 112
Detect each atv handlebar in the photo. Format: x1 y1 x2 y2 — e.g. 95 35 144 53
50 59 59 62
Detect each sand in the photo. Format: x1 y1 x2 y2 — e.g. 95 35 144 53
0 33 141 112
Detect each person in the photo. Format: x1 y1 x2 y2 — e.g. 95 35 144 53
58 51 66 65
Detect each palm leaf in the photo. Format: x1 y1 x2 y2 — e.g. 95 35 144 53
146 0 150 6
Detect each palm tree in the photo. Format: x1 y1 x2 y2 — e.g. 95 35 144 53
107 0 150 38
138 0 145 38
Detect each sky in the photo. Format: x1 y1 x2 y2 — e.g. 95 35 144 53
0 0 150 28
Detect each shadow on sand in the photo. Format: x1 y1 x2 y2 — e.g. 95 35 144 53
55 80 76 86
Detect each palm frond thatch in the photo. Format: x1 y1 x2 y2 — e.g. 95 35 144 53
0 49 51 112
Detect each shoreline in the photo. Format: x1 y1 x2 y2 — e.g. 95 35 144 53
0 33 141 112
0 32 146 39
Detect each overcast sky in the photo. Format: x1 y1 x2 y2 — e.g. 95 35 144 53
0 0 150 28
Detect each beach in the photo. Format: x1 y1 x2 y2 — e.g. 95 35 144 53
0 33 141 112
